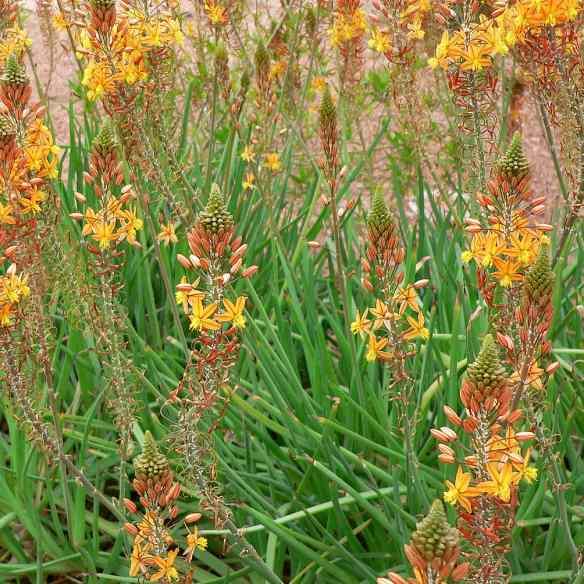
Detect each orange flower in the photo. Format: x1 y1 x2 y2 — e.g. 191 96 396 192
403 312 429 341
444 467 482 512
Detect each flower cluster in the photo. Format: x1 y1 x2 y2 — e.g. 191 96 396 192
0 47 59 338
70 125 143 254
330 0 366 85
378 500 469 584
462 134 550 293
0 25 29 66
435 334 537 582
173 184 257 404
0 54 59 236
71 0 183 104
0 263 29 326
176 185 254 333
124 431 207 581
368 0 431 62
330 0 367 48
429 1 579 73
352 192 429 376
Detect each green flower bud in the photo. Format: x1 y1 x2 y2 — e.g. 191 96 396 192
134 431 170 480
466 334 507 391
410 500 459 561
199 184 234 234
499 132 529 178
2 53 28 86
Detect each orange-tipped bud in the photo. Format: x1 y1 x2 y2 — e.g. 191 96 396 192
185 512 202 524
516 431 536 441
546 361 560 375
431 428 450 442
414 279 429 289
307 240 321 248
362 278 374 292
69 213 83 221
124 522 138 536
438 444 455 458
536 223 553 231
242 265 259 278
177 254 192 269
438 453 455 464
496 332 514 351
443 406 462 426
230 258 243 274
123 498 137 513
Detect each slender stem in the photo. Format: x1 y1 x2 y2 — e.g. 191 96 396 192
535 95 568 201
327 178 366 407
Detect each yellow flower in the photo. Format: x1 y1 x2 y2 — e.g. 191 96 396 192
217 296 246 329
394 285 419 314
365 334 391 362
492 257 522 287
368 28 391 53
93 220 117 249
351 309 370 337
243 172 255 191
369 299 395 329
119 207 143 243
175 276 204 313
428 30 450 69
470 231 504 267
204 0 228 26
406 19 425 40
480 25 508 56
52 12 69 30
157 223 178 245
82 61 119 102
444 466 481 513
151 549 179 582
311 77 327 92
505 232 538 266
403 312 429 341
264 153 281 172
512 448 538 485
189 298 220 331
184 527 208 562
1 273 30 304
270 60 287 80
241 145 255 163
82 207 99 236
19 188 46 215
459 44 491 71
0 203 16 225
129 540 148 577
477 462 514 502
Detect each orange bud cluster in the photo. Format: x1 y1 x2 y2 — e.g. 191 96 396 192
173 185 256 415
379 501 469 584
434 335 537 583
126 431 205 580
70 125 142 262
87 0 116 35
0 52 58 274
